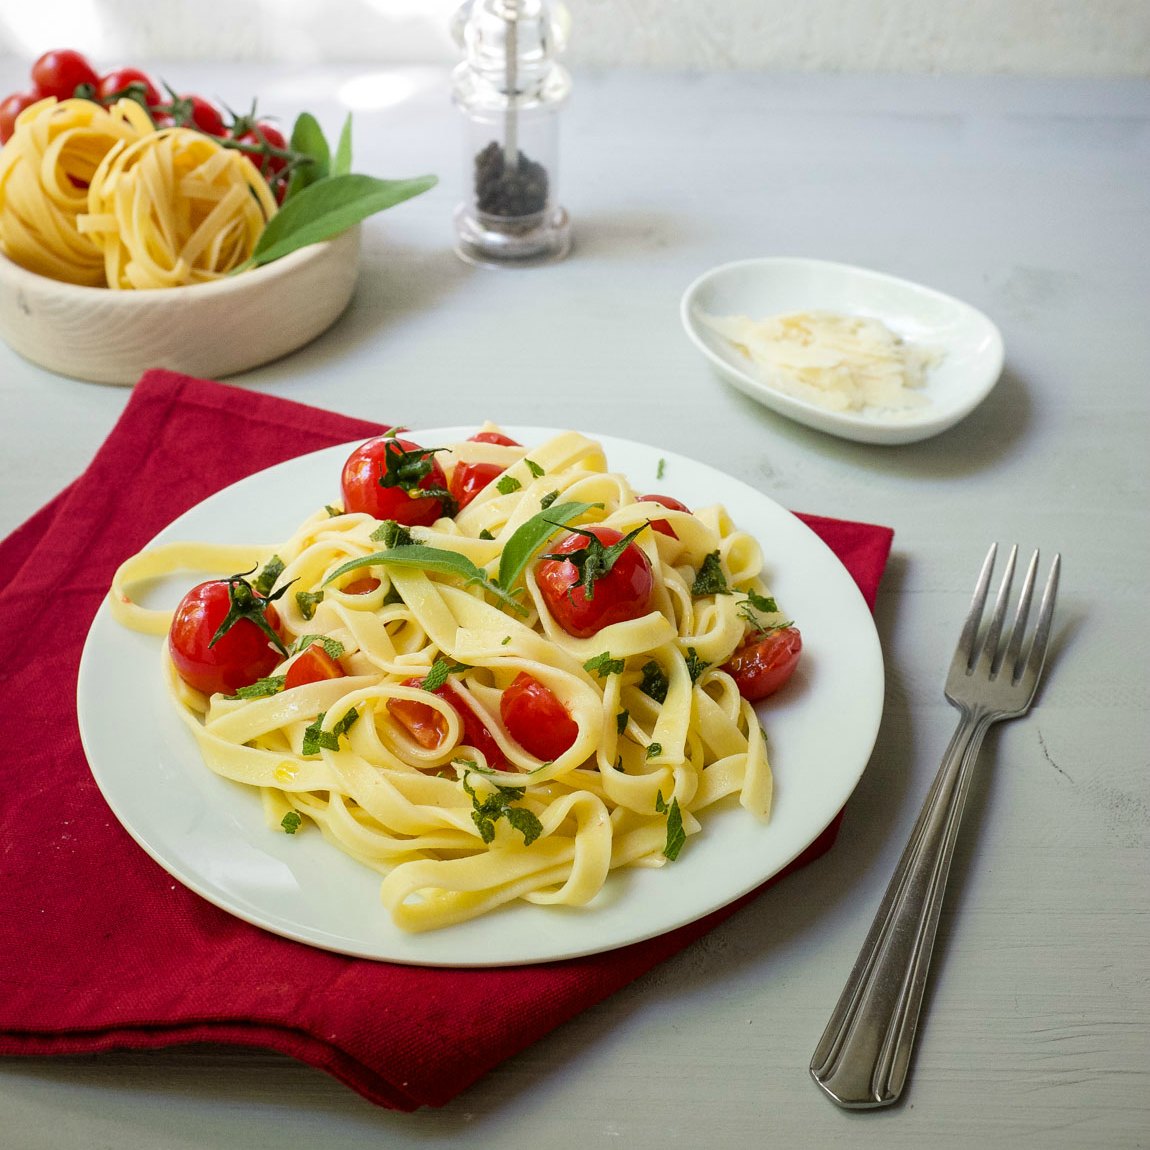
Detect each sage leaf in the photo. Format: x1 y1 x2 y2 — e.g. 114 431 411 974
244 172 437 269
497 501 601 593
333 113 353 176
324 545 526 615
284 111 330 202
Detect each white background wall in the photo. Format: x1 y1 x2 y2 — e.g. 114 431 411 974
1 0 1148 77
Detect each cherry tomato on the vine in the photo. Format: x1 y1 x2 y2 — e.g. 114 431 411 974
636 493 690 539
535 525 654 639
181 94 226 136
284 644 346 691
449 460 504 511
235 121 288 178
722 626 803 701
168 579 285 697
0 91 38 143
30 49 99 101
97 67 161 109
500 673 579 762
387 678 508 769
341 436 452 526
469 431 521 447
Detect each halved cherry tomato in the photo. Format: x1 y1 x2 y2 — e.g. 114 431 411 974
284 644 346 690
500 673 579 761
637 493 690 539
341 576 381 595
31 49 99 101
168 579 284 696
0 91 38 143
535 525 654 639
97 67 161 109
469 431 520 447
340 436 451 526
722 627 803 701
387 678 508 768
449 460 504 510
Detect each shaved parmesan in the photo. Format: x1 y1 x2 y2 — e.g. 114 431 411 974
700 310 942 416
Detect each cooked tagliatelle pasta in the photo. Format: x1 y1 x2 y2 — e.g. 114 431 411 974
0 96 276 288
109 428 799 932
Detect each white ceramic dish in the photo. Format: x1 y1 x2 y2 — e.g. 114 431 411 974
76 427 885 967
680 257 1005 445
0 226 360 386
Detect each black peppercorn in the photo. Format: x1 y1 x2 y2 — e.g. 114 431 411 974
474 140 549 218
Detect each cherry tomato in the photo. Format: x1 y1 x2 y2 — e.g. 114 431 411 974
30 49 99 101
722 627 803 701
168 580 284 697
387 678 508 768
181 94 226 136
284 644 346 690
535 525 654 639
97 67 161 108
0 91 38 143
637 493 690 539
341 576 381 595
500 673 579 761
236 120 288 178
340 436 451 526
469 431 520 447
449 460 504 511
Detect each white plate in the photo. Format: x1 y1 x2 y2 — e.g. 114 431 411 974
680 257 1005 445
77 428 884 967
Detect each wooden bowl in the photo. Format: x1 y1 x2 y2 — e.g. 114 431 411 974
0 226 361 386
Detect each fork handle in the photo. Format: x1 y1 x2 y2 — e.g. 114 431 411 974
809 707 993 1108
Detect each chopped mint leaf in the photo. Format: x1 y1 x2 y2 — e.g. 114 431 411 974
281 810 302 835
302 707 359 755
291 634 345 659
462 772 540 846
745 589 778 614
663 797 686 860
496 474 522 495
655 789 668 814
584 651 625 679
616 709 629 735
230 674 286 699
685 646 708 683
525 458 545 478
325 505 343 518
421 657 455 692
370 519 415 547
296 590 324 620
501 635 512 645
691 551 730 597
479 528 496 540
656 458 666 480
646 742 663 759
254 555 285 596
540 490 559 510
639 660 669 703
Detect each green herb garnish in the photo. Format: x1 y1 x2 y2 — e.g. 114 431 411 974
302 707 360 755
496 475 522 495
497 501 600 592
655 791 686 860
691 551 730 597
253 555 285 596
584 652 625 679
525 458 545 478
462 774 543 846
616 709 629 735
639 660 669 703
230 674 286 700
685 647 708 683
646 742 663 759
370 519 415 547
540 490 559 510
296 589 324 621
281 810 303 835
291 635 345 659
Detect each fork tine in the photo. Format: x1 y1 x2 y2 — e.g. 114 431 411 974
954 543 997 673
1022 553 1061 687
1002 549 1039 680
979 544 1018 675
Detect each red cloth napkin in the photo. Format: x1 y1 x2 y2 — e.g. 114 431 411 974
0 370 893 1111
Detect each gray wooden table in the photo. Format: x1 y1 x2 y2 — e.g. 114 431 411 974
1 62 1147 1149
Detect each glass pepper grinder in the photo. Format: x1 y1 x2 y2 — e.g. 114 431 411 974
451 0 572 267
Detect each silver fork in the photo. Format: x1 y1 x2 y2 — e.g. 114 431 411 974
809 543 1061 1109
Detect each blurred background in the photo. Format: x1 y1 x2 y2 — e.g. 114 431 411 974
1 0 1148 76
